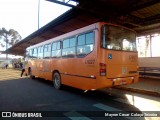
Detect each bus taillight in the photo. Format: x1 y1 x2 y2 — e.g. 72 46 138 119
99 63 106 76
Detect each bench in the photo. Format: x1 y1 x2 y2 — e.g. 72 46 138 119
139 67 160 77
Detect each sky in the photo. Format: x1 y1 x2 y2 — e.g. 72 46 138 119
0 0 71 51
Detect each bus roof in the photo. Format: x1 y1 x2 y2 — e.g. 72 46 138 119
27 22 98 50
27 22 136 50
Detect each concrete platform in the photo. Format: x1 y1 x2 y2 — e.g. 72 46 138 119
114 77 160 97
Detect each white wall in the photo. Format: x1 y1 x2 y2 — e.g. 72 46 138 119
138 57 160 67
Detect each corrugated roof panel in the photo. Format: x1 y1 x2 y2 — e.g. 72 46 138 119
131 3 160 18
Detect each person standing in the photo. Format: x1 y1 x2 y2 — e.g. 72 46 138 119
5 63 8 69
21 63 25 77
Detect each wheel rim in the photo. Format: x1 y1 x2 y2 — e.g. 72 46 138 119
54 73 60 89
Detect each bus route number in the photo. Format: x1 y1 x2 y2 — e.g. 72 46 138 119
85 59 95 65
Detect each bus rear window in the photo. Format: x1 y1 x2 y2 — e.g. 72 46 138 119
101 25 137 52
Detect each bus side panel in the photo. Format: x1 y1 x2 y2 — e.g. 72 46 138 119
61 75 115 90
60 29 99 90
42 59 52 80
28 60 38 77
49 59 63 81
60 55 98 90
36 59 44 78
61 75 98 90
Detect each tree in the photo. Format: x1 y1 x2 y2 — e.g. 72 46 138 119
0 34 5 48
0 27 22 50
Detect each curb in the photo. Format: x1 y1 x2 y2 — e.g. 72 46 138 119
114 86 160 97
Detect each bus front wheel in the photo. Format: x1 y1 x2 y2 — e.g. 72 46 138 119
53 72 61 90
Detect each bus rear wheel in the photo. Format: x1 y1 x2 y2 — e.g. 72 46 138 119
53 72 61 90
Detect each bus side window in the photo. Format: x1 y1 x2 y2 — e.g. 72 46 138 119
44 44 51 58
86 32 94 44
38 46 43 59
29 49 33 59
32 48 38 59
77 31 94 57
51 41 61 58
62 37 76 58
25 50 29 61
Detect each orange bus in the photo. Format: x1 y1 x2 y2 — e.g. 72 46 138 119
25 22 139 90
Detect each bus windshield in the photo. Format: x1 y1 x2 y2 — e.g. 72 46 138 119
101 25 137 51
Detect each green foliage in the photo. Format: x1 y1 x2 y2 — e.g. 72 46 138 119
0 27 22 49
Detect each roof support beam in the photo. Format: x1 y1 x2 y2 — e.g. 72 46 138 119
132 0 160 11
46 0 75 7
142 14 160 25
120 0 160 14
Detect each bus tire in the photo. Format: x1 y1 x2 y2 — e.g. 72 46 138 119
29 68 35 79
53 72 61 90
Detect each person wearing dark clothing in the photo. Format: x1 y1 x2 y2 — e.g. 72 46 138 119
5 64 8 69
20 62 23 68
21 63 25 77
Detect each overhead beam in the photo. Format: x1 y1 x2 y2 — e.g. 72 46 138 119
142 14 160 26
119 0 160 15
99 0 160 22
136 26 160 36
114 14 142 27
46 0 76 7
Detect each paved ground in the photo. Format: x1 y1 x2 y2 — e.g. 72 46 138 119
0 69 160 120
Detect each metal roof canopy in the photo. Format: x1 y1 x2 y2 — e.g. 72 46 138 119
4 0 160 56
